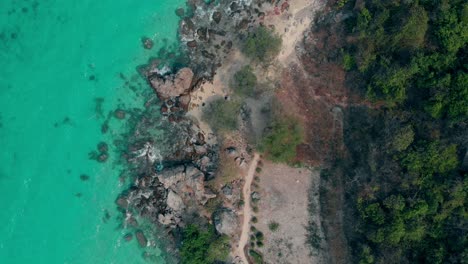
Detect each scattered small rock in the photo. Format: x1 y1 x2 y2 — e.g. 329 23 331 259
187 40 197 48
97 142 108 153
80 174 90 181
98 153 108 163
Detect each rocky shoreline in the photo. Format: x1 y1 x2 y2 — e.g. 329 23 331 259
114 0 294 261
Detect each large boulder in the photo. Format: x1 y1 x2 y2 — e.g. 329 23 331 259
167 190 185 212
213 208 239 236
149 68 194 100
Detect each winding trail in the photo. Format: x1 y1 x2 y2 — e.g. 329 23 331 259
237 153 260 264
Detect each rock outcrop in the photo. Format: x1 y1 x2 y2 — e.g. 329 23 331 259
149 68 194 100
116 114 219 228
213 208 239 236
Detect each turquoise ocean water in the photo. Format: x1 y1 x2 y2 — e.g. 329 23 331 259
0 0 185 263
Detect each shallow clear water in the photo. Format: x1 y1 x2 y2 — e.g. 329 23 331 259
0 1 184 263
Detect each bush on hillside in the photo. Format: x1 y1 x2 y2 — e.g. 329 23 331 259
231 65 257 97
244 26 282 62
260 116 303 163
180 224 230 264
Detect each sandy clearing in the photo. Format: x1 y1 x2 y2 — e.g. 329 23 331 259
254 161 325 264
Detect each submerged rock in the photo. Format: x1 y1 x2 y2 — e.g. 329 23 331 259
123 233 133 242
79 174 90 181
135 230 148 247
141 37 154 50
114 109 126 119
175 8 185 17
97 142 108 153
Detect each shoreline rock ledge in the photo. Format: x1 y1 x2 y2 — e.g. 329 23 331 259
149 67 194 100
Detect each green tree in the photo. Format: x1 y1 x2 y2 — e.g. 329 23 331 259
244 27 282 62
403 142 458 180
260 117 303 163
390 125 414 152
231 65 257 97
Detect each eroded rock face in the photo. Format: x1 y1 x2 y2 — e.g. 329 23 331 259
213 208 239 236
149 68 194 100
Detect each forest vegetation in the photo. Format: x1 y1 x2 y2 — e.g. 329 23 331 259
323 0 468 263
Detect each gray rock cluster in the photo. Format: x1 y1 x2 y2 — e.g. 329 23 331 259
116 116 219 228
180 0 265 79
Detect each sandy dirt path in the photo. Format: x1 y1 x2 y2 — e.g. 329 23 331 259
236 153 260 264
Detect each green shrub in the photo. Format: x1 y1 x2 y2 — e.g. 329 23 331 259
268 221 280 232
342 52 355 71
203 98 241 133
244 26 282 62
251 216 258 223
249 249 264 264
255 231 264 241
260 117 303 163
207 235 230 263
232 65 257 97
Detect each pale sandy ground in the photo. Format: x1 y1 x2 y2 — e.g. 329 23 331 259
267 0 323 66
255 162 325 264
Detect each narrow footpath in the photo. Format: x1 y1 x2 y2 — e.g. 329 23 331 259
237 153 260 264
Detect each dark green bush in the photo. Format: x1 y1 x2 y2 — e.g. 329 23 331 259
180 224 230 264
